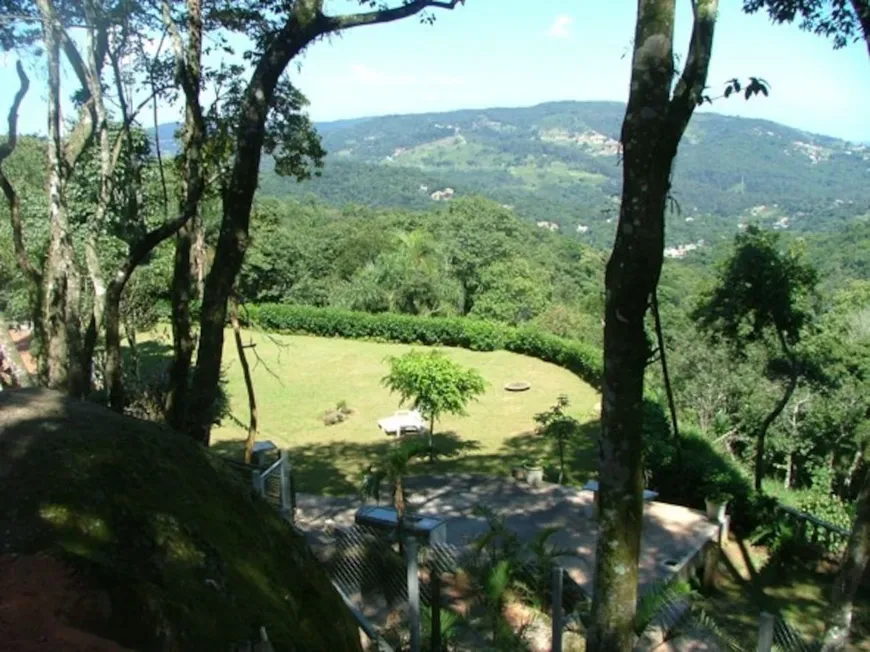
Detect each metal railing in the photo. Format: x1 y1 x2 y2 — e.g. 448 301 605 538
249 448 295 520
777 504 851 552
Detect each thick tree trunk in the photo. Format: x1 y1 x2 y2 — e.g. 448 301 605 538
166 222 195 428
821 465 870 651
165 0 205 431
39 10 84 395
588 45 674 652
587 2 717 650
185 21 314 444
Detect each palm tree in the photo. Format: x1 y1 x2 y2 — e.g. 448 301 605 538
361 439 430 525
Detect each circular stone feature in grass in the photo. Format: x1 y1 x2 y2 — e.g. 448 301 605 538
504 381 531 392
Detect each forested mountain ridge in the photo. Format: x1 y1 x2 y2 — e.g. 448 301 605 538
175 100 870 249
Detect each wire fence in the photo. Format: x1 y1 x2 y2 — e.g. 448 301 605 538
325 525 469 609
772 615 819 652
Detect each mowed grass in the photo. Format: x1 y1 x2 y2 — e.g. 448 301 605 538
208 331 600 495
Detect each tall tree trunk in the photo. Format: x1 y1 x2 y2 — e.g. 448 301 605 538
587 2 717 650
821 465 870 651
753 329 798 491
230 296 259 465
185 21 313 444
167 220 195 427
165 0 205 430
39 8 77 393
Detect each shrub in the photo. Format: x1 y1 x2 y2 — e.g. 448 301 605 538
644 422 756 531
245 303 603 388
322 401 353 426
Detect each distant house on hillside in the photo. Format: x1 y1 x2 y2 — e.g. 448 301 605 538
664 239 705 259
430 188 455 201
536 221 560 232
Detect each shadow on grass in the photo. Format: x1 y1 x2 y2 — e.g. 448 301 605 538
125 338 174 376
211 420 600 497
702 537 870 650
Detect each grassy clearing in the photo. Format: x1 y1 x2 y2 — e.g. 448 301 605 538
508 161 608 188
193 329 600 495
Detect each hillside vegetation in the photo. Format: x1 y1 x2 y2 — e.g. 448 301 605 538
0 389 361 652
252 101 870 248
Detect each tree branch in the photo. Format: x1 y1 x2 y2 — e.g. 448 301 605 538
651 290 682 463
850 0 870 57
668 0 719 142
230 293 259 465
0 61 40 284
325 0 465 31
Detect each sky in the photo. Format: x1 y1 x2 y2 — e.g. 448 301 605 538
2 0 870 142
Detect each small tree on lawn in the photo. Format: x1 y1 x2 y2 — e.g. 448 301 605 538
534 394 581 484
382 349 487 460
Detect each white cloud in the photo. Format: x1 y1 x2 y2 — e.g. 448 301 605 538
547 15 573 39
349 64 465 88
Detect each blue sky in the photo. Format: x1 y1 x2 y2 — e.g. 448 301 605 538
2 0 869 141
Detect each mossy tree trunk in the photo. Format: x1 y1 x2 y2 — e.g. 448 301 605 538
821 464 870 651
587 2 718 650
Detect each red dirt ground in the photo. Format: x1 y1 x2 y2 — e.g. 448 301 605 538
0 553 131 652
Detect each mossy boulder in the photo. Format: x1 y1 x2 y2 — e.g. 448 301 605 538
0 388 361 651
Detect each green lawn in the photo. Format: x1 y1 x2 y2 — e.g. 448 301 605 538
202 330 600 495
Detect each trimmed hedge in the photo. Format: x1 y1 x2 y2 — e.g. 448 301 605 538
244 303 603 388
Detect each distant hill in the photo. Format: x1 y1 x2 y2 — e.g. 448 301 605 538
151 101 870 248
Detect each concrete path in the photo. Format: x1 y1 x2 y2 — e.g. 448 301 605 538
296 474 719 596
